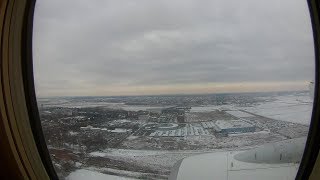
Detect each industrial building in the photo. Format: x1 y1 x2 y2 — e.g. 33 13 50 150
214 120 255 134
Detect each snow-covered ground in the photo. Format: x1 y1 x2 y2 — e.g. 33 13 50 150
189 93 313 125
225 110 255 118
242 94 313 125
190 105 235 112
66 169 135 180
88 148 213 173
120 105 168 111
87 147 263 171
40 92 313 126
89 148 196 159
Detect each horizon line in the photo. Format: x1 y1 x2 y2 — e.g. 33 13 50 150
36 89 308 99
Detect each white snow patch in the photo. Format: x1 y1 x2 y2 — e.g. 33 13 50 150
226 110 254 118
121 105 166 111
86 167 156 179
66 169 134 180
69 131 79 136
75 162 82 167
113 119 131 123
54 163 62 169
228 130 270 137
190 106 218 112
126 136 139 140
89 152 107 157
111 128 131 133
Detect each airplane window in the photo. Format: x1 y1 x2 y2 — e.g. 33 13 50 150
33 0 314 179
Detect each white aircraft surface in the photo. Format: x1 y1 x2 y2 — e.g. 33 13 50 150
169 138 305 180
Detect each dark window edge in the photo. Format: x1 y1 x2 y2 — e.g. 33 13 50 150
21 0 59 179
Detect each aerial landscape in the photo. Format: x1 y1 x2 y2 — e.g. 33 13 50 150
38 91 312 180
32 0 314 179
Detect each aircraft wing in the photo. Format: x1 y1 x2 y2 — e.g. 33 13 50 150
169 138 305 180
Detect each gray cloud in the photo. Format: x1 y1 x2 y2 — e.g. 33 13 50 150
33 0 314 96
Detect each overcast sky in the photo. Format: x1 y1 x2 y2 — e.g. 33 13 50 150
33 0 314 97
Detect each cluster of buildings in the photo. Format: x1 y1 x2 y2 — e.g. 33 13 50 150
149 123 210 137
76 107 256 138
144 119 255 137
136 107 256 137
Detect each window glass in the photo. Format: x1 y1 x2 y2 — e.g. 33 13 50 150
33 0 314 179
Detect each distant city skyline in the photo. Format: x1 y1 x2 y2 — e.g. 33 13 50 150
33 0 314 97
